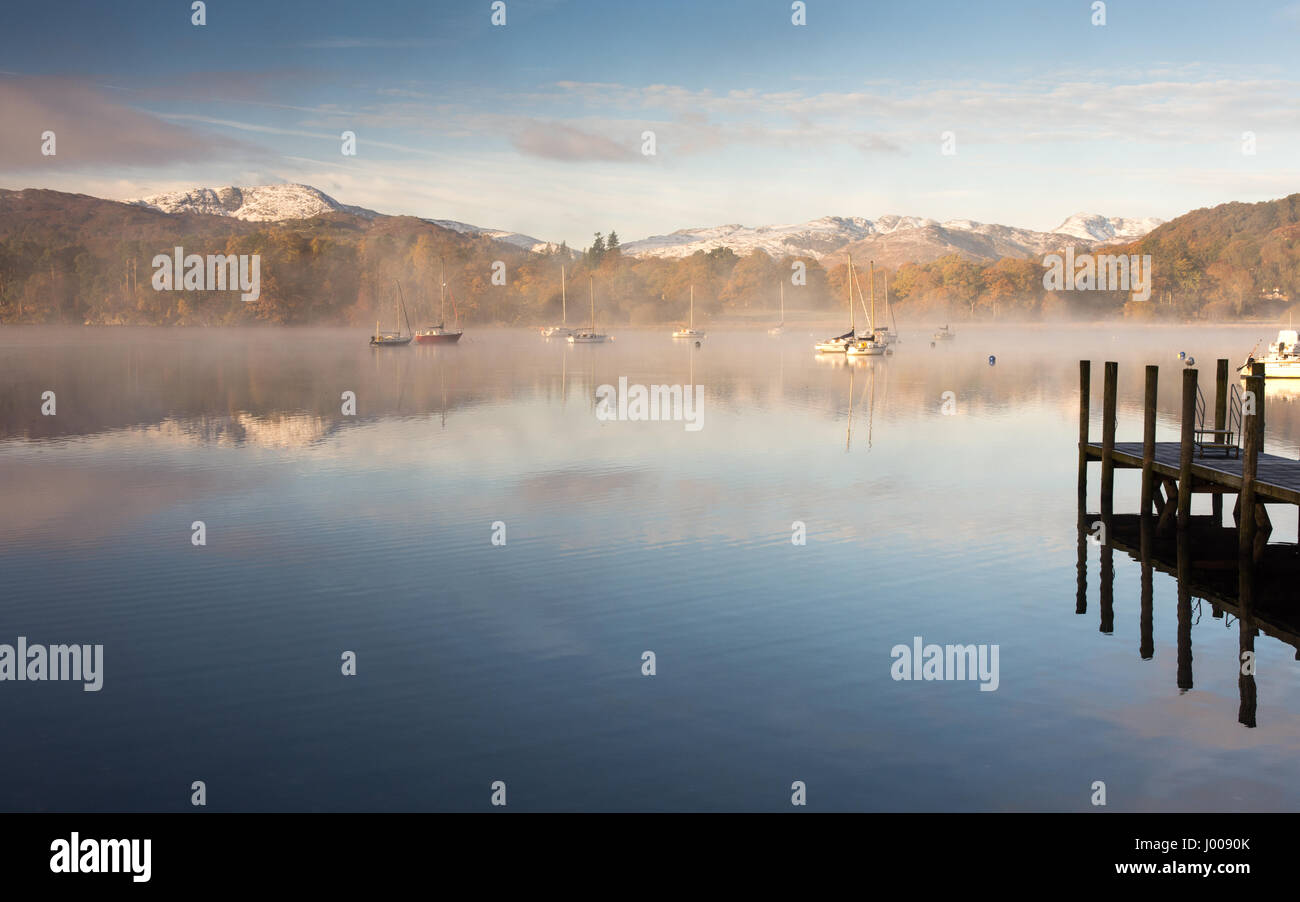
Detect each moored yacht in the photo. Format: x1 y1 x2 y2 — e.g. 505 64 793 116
672 285 705 339
568 276 608 344
542 265 574 338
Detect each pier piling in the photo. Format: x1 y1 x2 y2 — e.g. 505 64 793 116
1101 361 1118 518
1177 368 1197 530
1213 359 1228 521
1078 360 1090 505
1140 365 1158 518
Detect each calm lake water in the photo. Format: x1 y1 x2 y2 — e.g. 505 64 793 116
3 323 1299 812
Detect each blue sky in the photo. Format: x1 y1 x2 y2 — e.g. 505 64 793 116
3 0 1300 246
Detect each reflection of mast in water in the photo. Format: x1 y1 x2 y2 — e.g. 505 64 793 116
867 362 875 449
846 365 854 451
845 361 878 451
439 351 447 428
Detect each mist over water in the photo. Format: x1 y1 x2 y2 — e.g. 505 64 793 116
3 323 1300 811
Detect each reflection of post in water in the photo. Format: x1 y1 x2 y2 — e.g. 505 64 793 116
1100 525 1114 635
1139 513 1154 660
1075 508 1088 616
1176 527 1193 693
1238 614 1258 728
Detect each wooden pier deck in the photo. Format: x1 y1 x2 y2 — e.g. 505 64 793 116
1084 441 1300 505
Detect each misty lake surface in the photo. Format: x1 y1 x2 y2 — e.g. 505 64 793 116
4 323 1300 812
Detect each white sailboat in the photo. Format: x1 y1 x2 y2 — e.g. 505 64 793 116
768 282 785 335
672 285 705 339
876 271 900 346
568 276 608 343
816 254 857 353
846 260 885 357
542 265 574 337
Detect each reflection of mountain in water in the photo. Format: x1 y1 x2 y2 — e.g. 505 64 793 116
143 413 341 449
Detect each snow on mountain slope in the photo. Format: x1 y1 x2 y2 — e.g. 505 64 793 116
421 218 549 252
623 212 1164 265
1051 213 1166 244
129 184 550 251
130 184 381 221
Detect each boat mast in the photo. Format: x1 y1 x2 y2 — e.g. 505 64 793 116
869 260 876 335
847 253 855 335
779 281 784 322
439 262 446 326
690 284 695 329
396 281 412 337
561 265 567 325
589 275 595 331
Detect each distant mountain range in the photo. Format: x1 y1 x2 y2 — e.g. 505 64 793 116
623 212 1164 267
128 183 1161 265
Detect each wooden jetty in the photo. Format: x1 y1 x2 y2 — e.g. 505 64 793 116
1078 359 1294 554
1077 358 1300 727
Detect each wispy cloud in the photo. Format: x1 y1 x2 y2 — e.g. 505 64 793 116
0 76 255 171
510 121 636 162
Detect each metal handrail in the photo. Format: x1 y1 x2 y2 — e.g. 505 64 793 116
1229 382 1243 447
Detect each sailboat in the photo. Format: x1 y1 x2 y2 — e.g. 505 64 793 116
846 260 885 357
768 282 785 335
415 264 463 344
672 285 705 339
542 265 574 338
816 253 858 353
568 276 608 343
370 282 413 347
877 271 900 346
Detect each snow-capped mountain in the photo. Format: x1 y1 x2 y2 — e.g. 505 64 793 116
1051 213 1166 244
421 218 550 253
126 184 1160 265
623 213 1164 266
130 184 381 221
129 184 551 251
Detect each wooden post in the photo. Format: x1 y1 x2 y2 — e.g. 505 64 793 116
1177 368 1197 530
1078 360 1090 505
1213 359 1228 521
1251 361 1265 453
1101 361 1117 519
1239 373 1262 578
1140 365 1157 518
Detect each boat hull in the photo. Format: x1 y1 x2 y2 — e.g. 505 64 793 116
370 336 412 347
414 332 462 344
672 330 705 339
